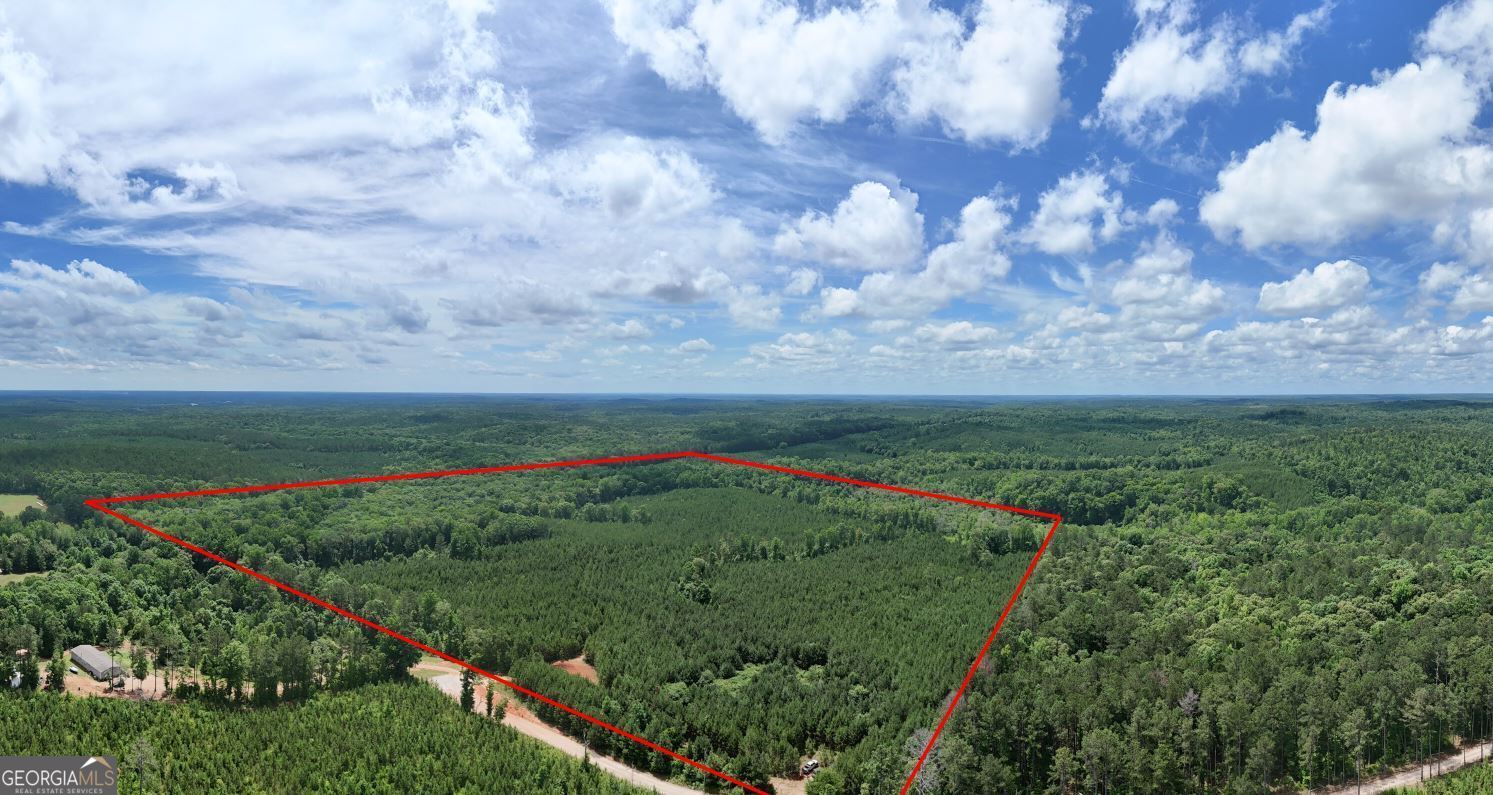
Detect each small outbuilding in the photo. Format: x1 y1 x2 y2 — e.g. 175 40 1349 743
69 645 124 681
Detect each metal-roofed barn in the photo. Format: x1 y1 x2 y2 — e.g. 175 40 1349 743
68 645 124 681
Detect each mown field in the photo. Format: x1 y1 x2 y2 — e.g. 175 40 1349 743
0 493 43 516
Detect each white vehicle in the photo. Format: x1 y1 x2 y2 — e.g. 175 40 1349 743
801 759 820 776
68 666 78 674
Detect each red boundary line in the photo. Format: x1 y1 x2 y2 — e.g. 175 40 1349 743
85 450 1062 795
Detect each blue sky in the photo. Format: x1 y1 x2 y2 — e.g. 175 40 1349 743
2 0 1493 394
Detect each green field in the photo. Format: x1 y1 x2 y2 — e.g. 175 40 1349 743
0 494 43 516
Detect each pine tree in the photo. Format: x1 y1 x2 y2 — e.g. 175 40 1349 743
17 651 39 692
460 668 475 713
130 646 150 695
46 657 65 693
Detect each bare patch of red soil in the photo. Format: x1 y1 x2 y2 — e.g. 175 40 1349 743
551 654 600 684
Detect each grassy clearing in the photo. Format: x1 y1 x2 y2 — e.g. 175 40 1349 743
0 494 43 516
0 572 45 586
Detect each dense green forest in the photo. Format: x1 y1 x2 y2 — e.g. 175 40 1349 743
0 682 646 793
2 394 1492 793
124 473 1036 789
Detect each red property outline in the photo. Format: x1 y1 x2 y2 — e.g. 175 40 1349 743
85 450 1062 795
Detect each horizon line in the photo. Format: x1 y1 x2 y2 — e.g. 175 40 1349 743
2 389 1493 400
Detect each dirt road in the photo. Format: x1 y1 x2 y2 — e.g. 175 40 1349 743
769 774 808 794
416 658 704 795
1314 740 1493 794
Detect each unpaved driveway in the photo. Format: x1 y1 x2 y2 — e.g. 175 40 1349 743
1314 740 1493 794
768 775 808 794
419 658 703 795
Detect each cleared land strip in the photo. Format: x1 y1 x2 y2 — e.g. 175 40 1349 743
1314 740 1493 794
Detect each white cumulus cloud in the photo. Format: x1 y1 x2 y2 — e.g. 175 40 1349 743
774 181 924 271
812 193 1013 319
604 0 1075 146
1257 260 1370 316
889 0 1074 148
675 337 715 353
1021 170 1125 255
1094 0 1331 144
1201 2 1493 249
